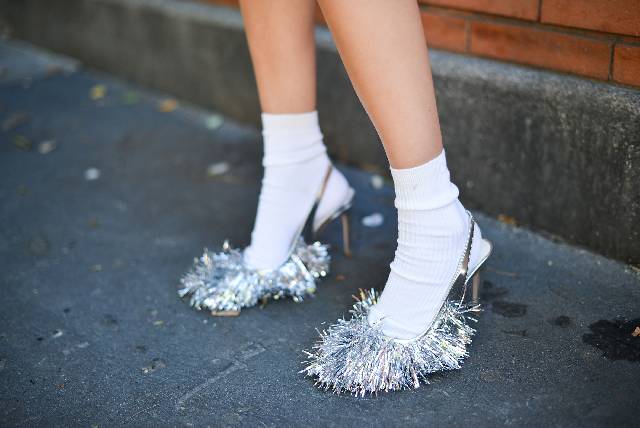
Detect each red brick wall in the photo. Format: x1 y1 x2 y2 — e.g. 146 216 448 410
204 0 640 88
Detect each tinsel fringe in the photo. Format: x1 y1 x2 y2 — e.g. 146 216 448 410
302 289 479 396
179 238 330 313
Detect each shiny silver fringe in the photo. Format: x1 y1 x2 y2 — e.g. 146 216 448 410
179 238 330 313
302 289 479 396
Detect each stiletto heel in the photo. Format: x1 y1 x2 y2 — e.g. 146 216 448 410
340 212 352 258
471 272 481 309
303 211 493 395
311 170 355 258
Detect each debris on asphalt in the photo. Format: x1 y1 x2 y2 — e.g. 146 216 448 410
486 267 518 278
84 167 101 180
2 112 29 131
207 161 230 177
142 358 167 374
211 310 240 317
158 98 178 112
90 84 106 100
370 174 384 190
38 140 57 154
362 212 384 228
51 330 63 339
205 113 224 130
13 135 32 151
498 214 517 226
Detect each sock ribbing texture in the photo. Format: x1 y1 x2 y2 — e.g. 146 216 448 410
368 150 483 339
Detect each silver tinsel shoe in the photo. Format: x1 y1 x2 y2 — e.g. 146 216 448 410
179 165 355 314
302 212 492 396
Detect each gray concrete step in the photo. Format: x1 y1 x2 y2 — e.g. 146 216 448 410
1 40 639 427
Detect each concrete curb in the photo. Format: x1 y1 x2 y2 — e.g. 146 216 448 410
1 0 639 264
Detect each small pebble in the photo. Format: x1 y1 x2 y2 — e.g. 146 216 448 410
38 140 57 154
497 214 517 226
362 212 384 228
207 162 230 177
205 114 224 130
158 98 178 112
84 168 101 181
370 175 384 190
142 358 166 374
13 135 32 151
90 84 106 100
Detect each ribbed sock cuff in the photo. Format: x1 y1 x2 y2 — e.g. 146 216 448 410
261 111 327 167
261 111 320 134
390 149 459 210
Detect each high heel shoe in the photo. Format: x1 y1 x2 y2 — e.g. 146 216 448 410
179 165 355 315
302 211 492 396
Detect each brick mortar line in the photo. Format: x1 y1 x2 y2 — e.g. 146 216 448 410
464 19 471 53
609 43 616 81
418 4 631 44
537 0 543 22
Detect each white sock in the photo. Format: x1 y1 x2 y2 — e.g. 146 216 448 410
243 111 350 270
367 150 484 339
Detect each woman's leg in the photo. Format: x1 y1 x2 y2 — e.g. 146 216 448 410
317 0 442 168
238 0 351 270
318 0 484 338
239 0 317 113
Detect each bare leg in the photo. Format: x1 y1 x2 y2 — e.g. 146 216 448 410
239 0 317 113
317 0 442 168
